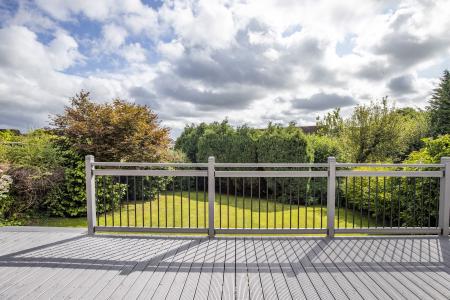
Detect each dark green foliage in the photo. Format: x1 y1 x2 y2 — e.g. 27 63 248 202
341 172 439 227
429 70 450 136
256 123 313 164
307 134 342 162
197 121 257 163
175 123 208 163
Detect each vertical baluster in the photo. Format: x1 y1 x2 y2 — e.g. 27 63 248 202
180 177 183 228
383 177 386 228
266 178 269 229
235 178 238 228
157 180 160 228
274 178 277 228
289 178 292 229
103 176 107 226
196 176 199 228
242 177 245 228
250 177 253 229
352 177 356 228
142 177 145 227
134 176 137 227
345 177 348 228
337 177 340 229
281 178 285 229
312 177 315 229
188 176 191 228
375 177 378 228
227 177 230 229
119 176 122 227
367 177 371 228
413 177 416 227
173 179 175 228
219 177 222 229
359 177 363 228
297 178 300 229
149 177 152 227
165 178 168 228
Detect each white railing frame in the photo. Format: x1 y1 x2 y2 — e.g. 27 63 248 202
85 156 450 237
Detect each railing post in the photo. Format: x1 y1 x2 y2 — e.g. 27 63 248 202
208 156 215 237
85 155 96 235
439 157 450 236
327 157 336 237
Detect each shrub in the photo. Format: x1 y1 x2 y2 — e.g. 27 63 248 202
51 91 170 162
307 134 342 162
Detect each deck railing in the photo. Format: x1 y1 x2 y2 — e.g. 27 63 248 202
85 155 450 237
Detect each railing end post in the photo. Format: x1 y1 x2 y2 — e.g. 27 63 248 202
439 157 450 236
208 156 215 238
85 155 96 235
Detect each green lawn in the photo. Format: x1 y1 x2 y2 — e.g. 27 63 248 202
29 192 373 230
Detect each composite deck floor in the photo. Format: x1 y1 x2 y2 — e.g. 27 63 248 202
0 227 449 299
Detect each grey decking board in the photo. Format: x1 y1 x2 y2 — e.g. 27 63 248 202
207 239 226 299
235 238 250 300
280 239 321 300
192 238 217 300
379 238 450 299
326 238 409 300
221 238 235 300
254 238 279 300
269 239 306 300
263 239 293 300
318 238 394 300
0 230 449 300
165 237 207 299
151 238 202 299
179 237 211 300
244 238 264 300
289 239 336 300
123 239 182 299
99 238 168 299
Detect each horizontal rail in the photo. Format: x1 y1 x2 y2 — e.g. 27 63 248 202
215 163 328 168
94 226 209 234
215 228 327 234
93 169 208 177
334 227 440 235
336 163 444 168
215 170 328 178
336 170 443 177
92 162 208 168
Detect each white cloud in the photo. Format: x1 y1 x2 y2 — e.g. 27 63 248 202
102 23 128 49
1 0 450 136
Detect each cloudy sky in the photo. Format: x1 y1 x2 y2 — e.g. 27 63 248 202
0 0 449 137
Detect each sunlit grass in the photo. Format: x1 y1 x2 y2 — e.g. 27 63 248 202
30 192 373 230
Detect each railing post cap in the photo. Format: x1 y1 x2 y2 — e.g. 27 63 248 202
208 156 215 163
441 157 450 163
85 155 94 162
327 157 336 163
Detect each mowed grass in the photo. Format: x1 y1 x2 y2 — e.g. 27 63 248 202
30 192 373 229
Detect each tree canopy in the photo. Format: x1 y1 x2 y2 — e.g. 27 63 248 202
51 91 170 162
428 70 450 136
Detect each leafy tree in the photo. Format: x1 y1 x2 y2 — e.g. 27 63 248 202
52 91 170 162
406 134 450 163
197 121 257 163
256 122 313 164
307 134 342 162
175 123 208 163
429 70 450 136
316 98 428 162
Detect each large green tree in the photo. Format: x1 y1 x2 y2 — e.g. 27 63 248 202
428 70 450 136
316 98 429 162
